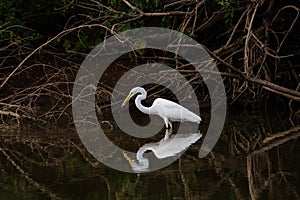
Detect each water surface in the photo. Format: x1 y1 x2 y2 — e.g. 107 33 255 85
0 109 299 199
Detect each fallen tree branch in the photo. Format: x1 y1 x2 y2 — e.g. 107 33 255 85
204 46 300 101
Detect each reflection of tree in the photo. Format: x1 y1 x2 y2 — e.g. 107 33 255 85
0 115 299 199
0 130 86 199
179 112 300 200
0 145 61 199
247 126 300 200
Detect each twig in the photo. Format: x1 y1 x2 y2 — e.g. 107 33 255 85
244 3 259 75
271 5 300 53
0 24 112 90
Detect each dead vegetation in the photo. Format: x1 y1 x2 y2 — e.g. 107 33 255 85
0 0 299 124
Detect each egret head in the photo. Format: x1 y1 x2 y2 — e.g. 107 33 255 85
121 87 146 107
123 152 149 172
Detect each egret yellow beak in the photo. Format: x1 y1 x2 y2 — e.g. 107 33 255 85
123 152 134 167
121 92 132 108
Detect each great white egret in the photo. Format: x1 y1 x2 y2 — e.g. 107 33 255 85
123 130 202 172
121 87 201 130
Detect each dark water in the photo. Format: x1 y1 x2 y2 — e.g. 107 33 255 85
0 109 299 200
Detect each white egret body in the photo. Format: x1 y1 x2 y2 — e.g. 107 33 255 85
121 87 201 129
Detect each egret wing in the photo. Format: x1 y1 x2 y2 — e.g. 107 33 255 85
153 133 202 159
151 98 201 123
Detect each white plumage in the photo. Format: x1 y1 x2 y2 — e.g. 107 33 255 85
123 131 202 172
122 87 201 129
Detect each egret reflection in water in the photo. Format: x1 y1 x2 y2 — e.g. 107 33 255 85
124 130 202 172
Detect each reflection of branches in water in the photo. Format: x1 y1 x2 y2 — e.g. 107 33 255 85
0 132 86 199
0 119 299 199
210 152 245 200
178 158 191 200
247 154 300 200
0 145 62 199
197 116 300 200
2 134 79 166
247 126 300 200
229 120 262 154
227 110 294 156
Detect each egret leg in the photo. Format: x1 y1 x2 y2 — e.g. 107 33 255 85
163 118 172 138
164 129 170 140
168 121 173 131
163 118 169 129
